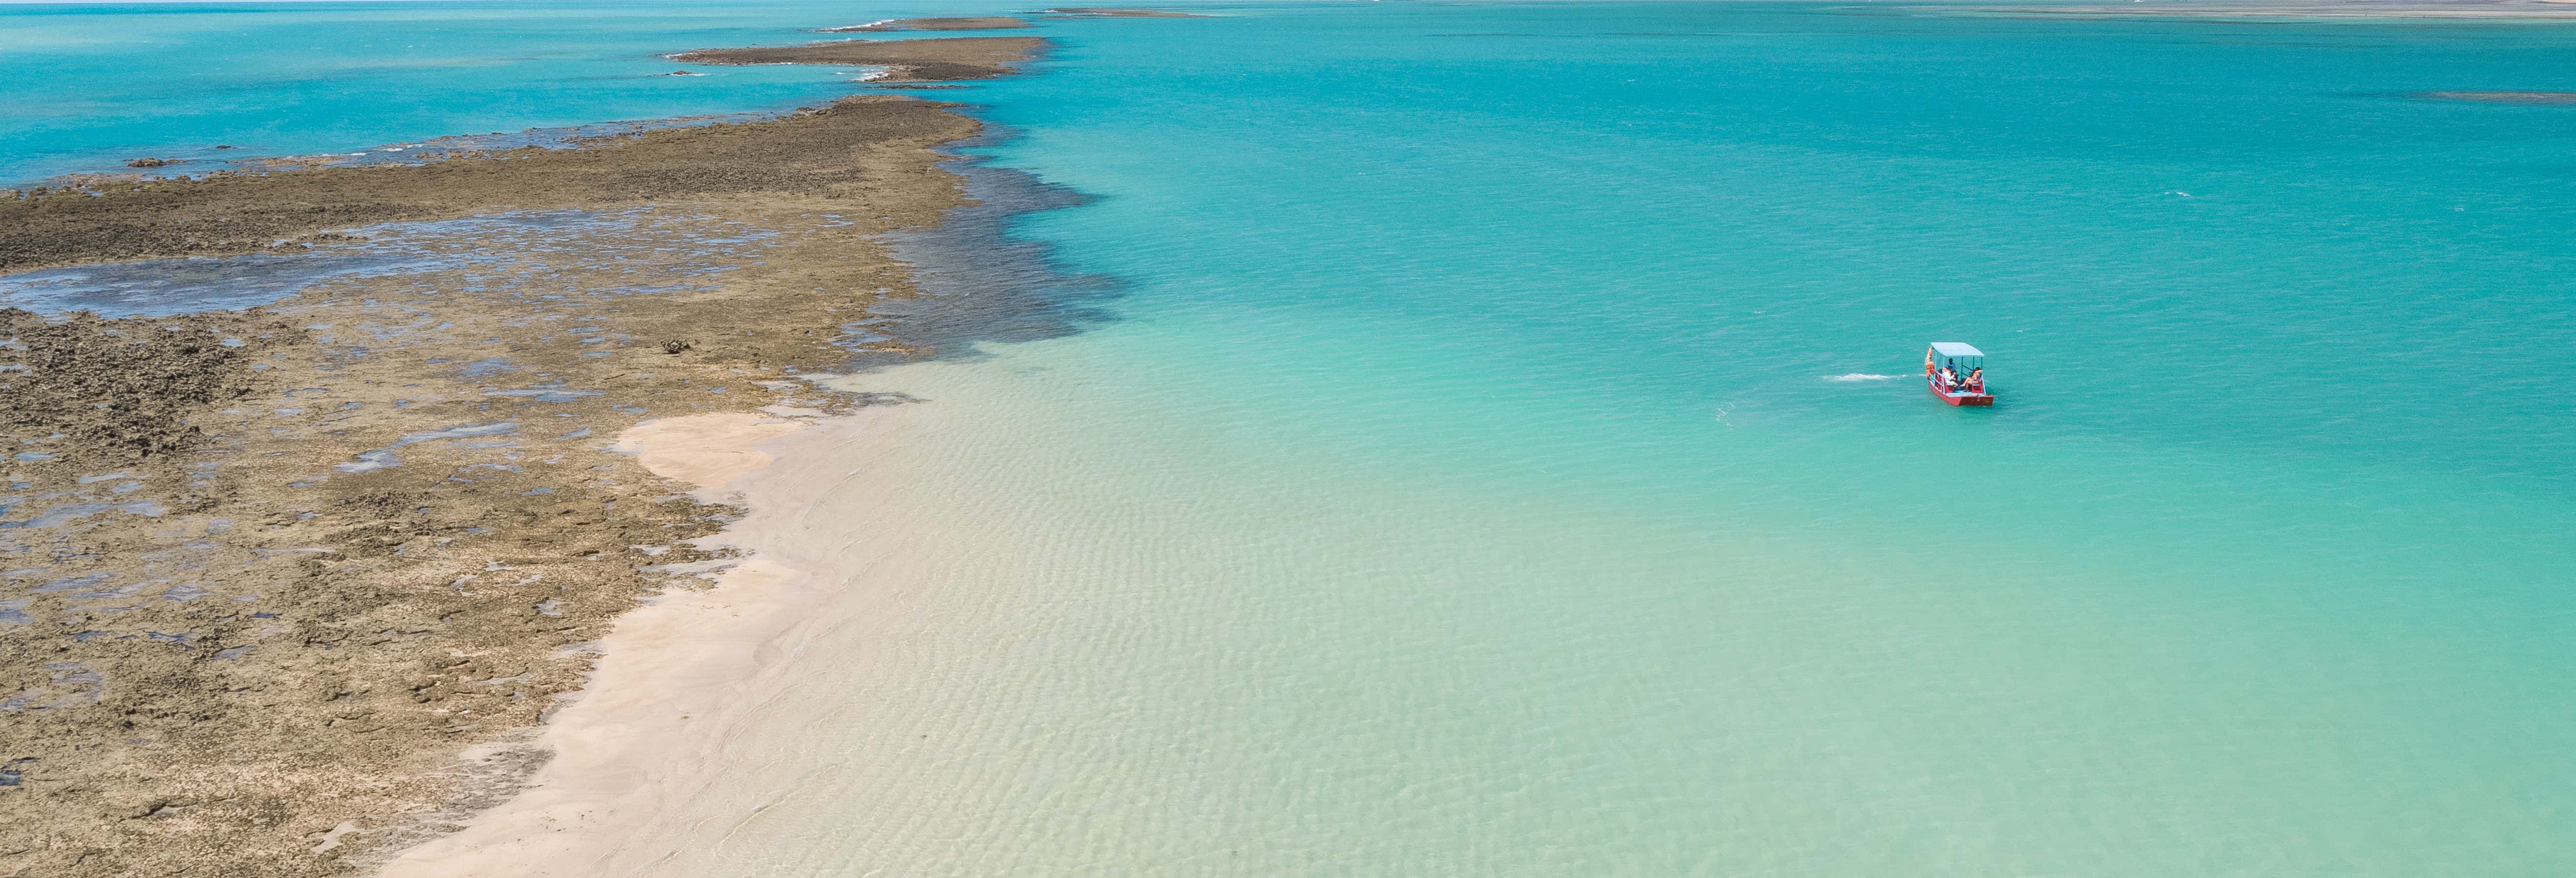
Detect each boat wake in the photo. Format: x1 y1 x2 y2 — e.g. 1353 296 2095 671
1824 373 1899 382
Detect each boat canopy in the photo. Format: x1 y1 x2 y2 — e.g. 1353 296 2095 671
1929 342 1985 359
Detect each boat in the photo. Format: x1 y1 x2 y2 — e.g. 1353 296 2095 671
1924 342 1994 407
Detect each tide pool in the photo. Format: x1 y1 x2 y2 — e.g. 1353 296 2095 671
17 0 2576 874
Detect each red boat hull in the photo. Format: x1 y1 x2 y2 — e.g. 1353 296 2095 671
1928 379 1994 407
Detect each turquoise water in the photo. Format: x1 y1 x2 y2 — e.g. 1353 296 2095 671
0 0 1005 181
19 1 2576 873
863 7 2576 872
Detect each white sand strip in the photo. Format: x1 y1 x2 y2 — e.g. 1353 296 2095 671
378 411 857 877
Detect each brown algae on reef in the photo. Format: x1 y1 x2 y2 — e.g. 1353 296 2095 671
0 35 1048 878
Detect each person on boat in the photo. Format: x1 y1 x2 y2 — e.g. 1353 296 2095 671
1965 366 1983 393
1938 363 1957 390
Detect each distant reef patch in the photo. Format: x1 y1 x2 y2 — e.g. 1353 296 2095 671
1043 7 1212 17
2413 90 2576 105
670 36 1045 82
816 16 1031 32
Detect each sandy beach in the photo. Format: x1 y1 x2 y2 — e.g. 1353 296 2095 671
22 2 2576 875
0 33 1045 878
375 411 845 877
375 410 867 877
377 349 1184 877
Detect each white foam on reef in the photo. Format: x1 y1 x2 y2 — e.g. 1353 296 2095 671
1824 372 1899 382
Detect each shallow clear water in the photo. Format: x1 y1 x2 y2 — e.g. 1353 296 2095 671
818 4 2576 872
19 0 2576 874
0 209 690 316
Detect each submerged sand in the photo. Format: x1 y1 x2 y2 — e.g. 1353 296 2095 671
0 35 1041 878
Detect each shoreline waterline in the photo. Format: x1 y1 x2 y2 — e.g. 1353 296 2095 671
11 2 2576 874
376 412 841 877
399 3 2576 872
0 27 1078 875
375 132 1117 871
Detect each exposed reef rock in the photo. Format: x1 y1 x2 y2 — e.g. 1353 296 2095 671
816 16 1032 32
0 33 1046 878
669 35 1045 83
2414 89 2576 104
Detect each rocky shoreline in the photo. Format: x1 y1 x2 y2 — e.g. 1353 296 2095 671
0 35 1042 878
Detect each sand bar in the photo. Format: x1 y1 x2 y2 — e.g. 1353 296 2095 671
376 412 846 877
0 34 1039 878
